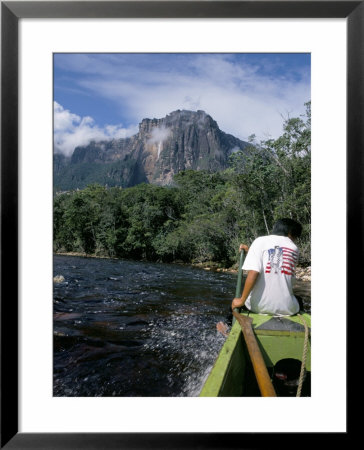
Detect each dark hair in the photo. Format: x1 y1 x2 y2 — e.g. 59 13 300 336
271 218 302 239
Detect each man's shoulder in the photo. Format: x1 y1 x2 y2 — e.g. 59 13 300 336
251 234 298 251
253 235 271 245
250 236 266 248
253 235 268 243
255 235 298 251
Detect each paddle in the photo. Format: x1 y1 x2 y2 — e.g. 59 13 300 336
231 247 277 396
232 248 246 325
233 311 277 397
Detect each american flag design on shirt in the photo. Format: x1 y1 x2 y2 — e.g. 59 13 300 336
265 246 298 275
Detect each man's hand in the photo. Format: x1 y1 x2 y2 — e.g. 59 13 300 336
231 297 243 310
239 244 249 253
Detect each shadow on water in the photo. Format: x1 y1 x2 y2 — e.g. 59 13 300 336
53 255 311 397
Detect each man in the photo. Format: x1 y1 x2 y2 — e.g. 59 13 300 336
216 218 302 335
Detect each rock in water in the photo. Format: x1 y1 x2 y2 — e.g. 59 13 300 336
53 275 65 284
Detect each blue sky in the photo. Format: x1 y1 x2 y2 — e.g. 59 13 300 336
53 53 310 156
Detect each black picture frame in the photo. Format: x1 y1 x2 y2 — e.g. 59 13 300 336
1 1 357 448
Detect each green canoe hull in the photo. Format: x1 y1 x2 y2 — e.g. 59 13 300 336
199 312 311 397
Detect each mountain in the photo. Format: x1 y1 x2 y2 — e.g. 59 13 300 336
54 109 249 191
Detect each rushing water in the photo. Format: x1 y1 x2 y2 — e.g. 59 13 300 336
53 255 311 397
53 255 237 397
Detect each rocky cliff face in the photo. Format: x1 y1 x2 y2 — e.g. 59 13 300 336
54 110 248 190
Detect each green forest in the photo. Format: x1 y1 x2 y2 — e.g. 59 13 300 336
54 102 311 268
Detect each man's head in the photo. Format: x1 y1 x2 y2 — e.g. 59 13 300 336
271 218 302 241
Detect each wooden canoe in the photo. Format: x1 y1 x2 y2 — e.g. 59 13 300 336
199 311 311 397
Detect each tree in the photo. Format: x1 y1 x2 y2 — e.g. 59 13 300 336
53 102 311 266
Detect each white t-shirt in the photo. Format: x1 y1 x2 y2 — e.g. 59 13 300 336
242 235 300 316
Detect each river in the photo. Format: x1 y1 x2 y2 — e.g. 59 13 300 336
53 255 310 397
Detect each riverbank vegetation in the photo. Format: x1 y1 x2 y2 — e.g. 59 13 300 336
54 103 311 267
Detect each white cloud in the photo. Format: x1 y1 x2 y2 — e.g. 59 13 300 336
53 102 138 156
72 54 309 141
53 101 81 131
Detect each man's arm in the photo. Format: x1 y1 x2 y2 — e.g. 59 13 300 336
231 270 259 310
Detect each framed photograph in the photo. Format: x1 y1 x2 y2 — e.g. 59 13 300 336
2 1 358 448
